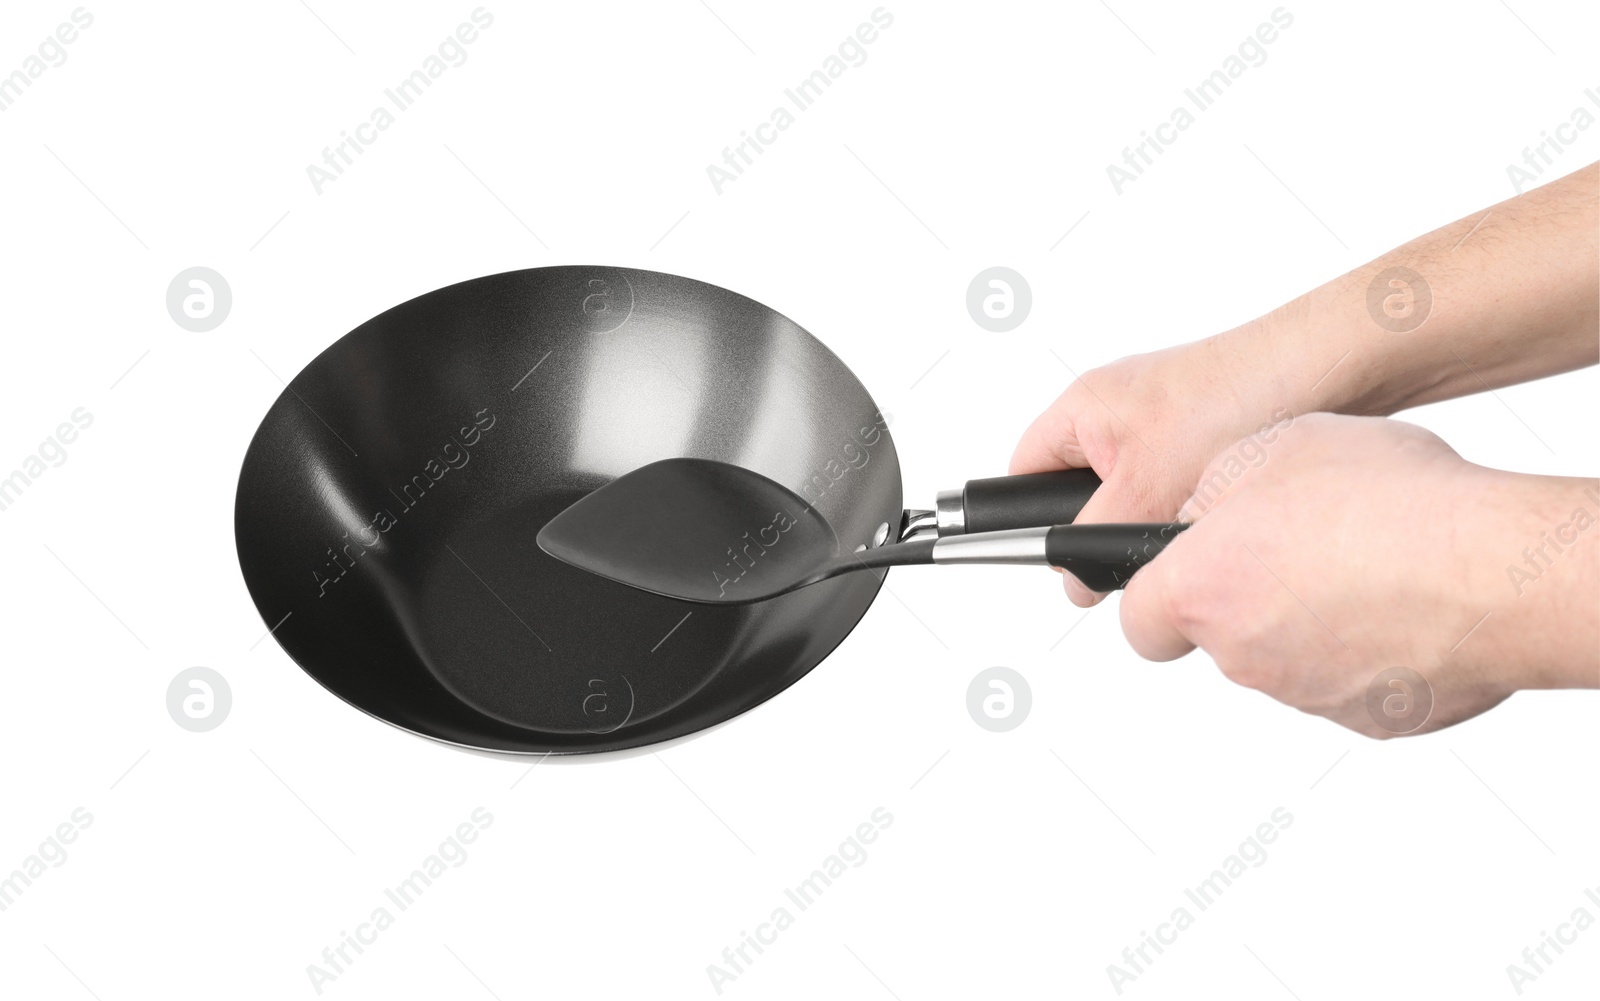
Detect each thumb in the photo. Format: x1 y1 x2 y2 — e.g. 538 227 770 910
1008 403 1088 476
1118 541 1197 662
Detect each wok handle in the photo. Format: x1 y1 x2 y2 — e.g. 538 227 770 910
940 469 1102 535
1045 522 1189 592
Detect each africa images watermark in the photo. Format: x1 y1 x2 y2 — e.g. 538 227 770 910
705 7 895 194
0 807 94 914
312 407 498 597
1105 7 1294 195
711 410 895 596
706 806 894 994
1505 483 1600 597
796 409 894 510
305 807 493 994
304 7 495 194
0 7 94 114
1365 666 1433 735
1505 86 1600 195
713 508 802 598
1106 807 1294 994
1366 265 1432 333
1504 883 1600 995
0 408 95 516
1182 407 1295 517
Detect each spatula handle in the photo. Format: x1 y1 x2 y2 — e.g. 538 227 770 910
1045 523 1189 591
927 521 1187 592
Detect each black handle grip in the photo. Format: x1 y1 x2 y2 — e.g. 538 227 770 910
1045 522 1189 592
961 469 1102 534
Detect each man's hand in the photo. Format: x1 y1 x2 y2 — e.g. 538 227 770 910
1009 334 1298 607
1118 414 1599 737
1011 162 1597 609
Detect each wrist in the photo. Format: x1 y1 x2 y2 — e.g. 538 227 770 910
1455 468 1600 690
1206 294 1385 424
1281 274 1464 417
1201 314 1307 426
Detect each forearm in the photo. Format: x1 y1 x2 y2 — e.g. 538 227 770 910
1461 467 1600 690
1228 161 1598 418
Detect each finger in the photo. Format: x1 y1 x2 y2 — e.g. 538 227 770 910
1177 475 1235 523
1056 467 1183 606
1009 395 1106 603
1058 484 1119 606
1118 542 1198 662
1009 391 1089 475
1061 562 1102 608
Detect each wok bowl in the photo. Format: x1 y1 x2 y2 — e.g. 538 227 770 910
235 266 901 754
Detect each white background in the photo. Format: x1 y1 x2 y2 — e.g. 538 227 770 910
1 1 1596 998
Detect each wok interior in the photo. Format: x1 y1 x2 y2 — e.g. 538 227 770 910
235 267 900 753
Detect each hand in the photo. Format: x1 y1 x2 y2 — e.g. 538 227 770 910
1119 414 1598 738
1009 332 1296 607
1011 162 1597 609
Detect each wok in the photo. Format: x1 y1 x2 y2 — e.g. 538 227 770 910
235 266 1162 755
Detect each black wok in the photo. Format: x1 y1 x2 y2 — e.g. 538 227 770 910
235 266 1143 755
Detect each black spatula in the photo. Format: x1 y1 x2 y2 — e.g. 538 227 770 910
537 458 1187 604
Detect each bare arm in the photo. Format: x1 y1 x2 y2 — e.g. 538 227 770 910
1257 160 1598 417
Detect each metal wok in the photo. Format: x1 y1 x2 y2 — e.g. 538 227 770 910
236 266 907 755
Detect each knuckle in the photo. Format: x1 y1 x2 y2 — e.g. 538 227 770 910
1120 471 1183 521
1215 655 1279 692
1153 550 1212 638
1161 571 1203 633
